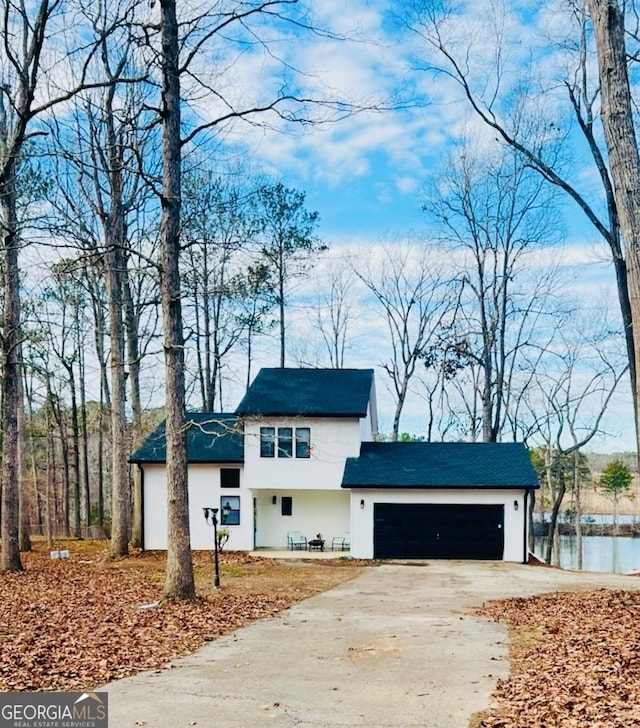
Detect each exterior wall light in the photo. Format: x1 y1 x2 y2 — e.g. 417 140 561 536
514 500 519 511
272 495 277 505
360 499 365 509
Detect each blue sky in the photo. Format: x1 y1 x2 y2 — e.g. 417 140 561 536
214 0 601 243
193 0 636 452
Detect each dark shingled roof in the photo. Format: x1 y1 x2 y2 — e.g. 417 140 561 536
341 442 539 489
130 413 243 464
235 368 375 418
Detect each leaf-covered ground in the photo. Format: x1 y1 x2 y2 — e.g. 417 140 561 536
477 589 640 728
0 541 361 692
6 542 640 727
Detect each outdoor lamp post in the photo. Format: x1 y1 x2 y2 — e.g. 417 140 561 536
203 507 221 588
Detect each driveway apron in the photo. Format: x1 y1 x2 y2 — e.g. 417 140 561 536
104 561 640 728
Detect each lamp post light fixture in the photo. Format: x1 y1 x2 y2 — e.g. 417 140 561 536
222 501 232 523
203 507 221 588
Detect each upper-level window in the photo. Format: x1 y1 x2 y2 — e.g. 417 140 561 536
260 426 311 458
277 427 293 458
260 427 275 457
295 428 311 458
220 468 240 488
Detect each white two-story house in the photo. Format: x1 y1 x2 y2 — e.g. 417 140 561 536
131 367 538 562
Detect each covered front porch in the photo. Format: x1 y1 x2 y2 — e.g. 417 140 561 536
253 489 350 551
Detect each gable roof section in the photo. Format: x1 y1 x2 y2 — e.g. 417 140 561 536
130 413 243 464
236 368 375 418
342 442 539 489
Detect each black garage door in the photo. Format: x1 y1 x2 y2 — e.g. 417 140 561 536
373 503 504 559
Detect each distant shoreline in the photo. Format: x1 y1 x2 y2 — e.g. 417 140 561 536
534 520 640 537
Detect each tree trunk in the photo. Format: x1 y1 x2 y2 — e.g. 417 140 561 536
573 452 583 570
279 262 286 368
587 0 640 464
45 385 55 549
24 373 43 538
78 341 91 536
106 225 129 556
50 392 71 537
160 0 195 600
613 494 620 535
92 291 112 413
98 390 105 529
0 189 24 572
65 364 81 539
545 466 566 565
123 272 143 547
103 76 131 556
18 358 31 552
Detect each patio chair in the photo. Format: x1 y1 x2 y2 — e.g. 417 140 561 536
331 532 350 551
287 531 308 550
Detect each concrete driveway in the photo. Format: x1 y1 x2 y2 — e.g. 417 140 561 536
104 561 640 728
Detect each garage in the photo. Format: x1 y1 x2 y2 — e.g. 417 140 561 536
373 503 504 559
343 441 538 561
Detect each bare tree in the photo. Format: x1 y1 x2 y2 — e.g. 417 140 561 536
424 141 562 441
355 240 454 441
523 313 627 564
46 0 158 554
401 0 639 449
181 170 258 410
418 330 480 441
48 264 86 539
0 0 135 571
0 0 69 571
312 259 355 368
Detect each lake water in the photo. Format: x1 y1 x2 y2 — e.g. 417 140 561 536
532 535 640 574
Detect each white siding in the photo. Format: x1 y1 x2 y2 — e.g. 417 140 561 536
349 489 527 562
142 463 253 551
242 417 363 491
